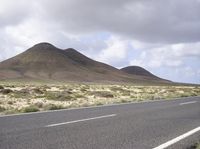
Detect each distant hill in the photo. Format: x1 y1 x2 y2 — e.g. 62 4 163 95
120 66 160 79
0 42 171 84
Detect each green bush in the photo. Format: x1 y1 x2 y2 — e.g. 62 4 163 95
110 86 124 92
44 104 64 110
180 93 192 97
11 89 30 98
7 101 14 105
121 90 131 96
95 101 104 106
45 91 74 101
0 89 13 94
4 109 18 114
196 142 200 149
22 105 39 113
34 102 43 108
120 99 128 103
19 89 30 94
88 91 114 98
73 94 85 98
0 106 6 112
32 88 44 94
190 142 200 149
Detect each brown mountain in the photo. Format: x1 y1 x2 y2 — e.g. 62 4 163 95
120 66 171 83
121 66 160 79
0 42 171 84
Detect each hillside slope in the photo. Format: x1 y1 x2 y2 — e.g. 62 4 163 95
0 43 170 84
121 66 160 78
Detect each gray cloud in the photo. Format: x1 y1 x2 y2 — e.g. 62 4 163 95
0 0 200 83
0 0 33 27
38 0 200 43
1 0 200 43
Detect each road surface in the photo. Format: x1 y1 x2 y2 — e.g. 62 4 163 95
0 96 200 149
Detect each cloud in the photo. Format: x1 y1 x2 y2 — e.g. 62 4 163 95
95 36 130 67
0 0 200 83
2 0 200 43
38 0 200 43
130 42 200 68
0 0 35 27
129 41 200 83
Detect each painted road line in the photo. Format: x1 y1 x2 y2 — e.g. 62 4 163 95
152 126 200 149
179 101 197 105
45 114 117 127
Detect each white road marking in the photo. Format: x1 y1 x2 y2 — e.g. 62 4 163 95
179 101 197 105
45 114 117 127
152 126 200 149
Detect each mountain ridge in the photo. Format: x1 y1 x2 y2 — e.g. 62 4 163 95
0 42 171 84
121 66 159 79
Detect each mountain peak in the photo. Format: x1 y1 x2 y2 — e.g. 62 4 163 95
0 43 171 83
29 42 58 52
65 48 77 51
64 48 81 54
64 48 95 66
33 42 55 48
121 66 158 78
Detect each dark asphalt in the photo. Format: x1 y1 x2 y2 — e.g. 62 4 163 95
0 96 200 149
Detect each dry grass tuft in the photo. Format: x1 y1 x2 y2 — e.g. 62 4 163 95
0 83 199 115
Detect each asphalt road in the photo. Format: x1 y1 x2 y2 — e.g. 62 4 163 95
0 96 200 149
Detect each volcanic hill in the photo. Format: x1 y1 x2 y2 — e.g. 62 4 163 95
0 42 170 84
121 66 161 79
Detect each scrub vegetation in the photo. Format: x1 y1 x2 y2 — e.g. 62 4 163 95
189 142 200 149
0 83 199 115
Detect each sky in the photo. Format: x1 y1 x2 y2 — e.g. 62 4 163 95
0 0 200 84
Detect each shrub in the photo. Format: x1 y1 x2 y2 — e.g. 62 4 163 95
121 90 131 96
7 101 14 105
120 99 128 103
22 105 39 113
130 95 137 99
0 106 6 112
73 94 85 99
41 85 51 90
88 91 114 98
80 85 89 92
11 89 30 98
4 109 18 114
9 85 15 88
19 89 30 94
95 101 104 106
34 102 43 108
80 88 87 92
45 91 74 101
32 88 44 94
180 93 191 97
35 95 45 98
196 142 200 149
110 86 124 92
0 85 4 89
0 89 13 94
81 103 90 107
44 104 64 110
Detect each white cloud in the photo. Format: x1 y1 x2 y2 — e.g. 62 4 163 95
0 0 200 83
1 0 200 43
129 42 200 68
197 70 200 76
96 36 129 66
128 41 200 83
